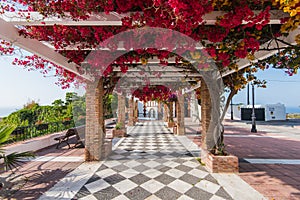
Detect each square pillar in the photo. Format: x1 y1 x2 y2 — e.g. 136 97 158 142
117 94 126 129
176 94 185 135
134 100 139 122
200 80 214 150
157 102 162 120
167 102 175 128
163 103 168 122
169 102 174 122
85 79 105 161
191 91 200 122
128 96 135 126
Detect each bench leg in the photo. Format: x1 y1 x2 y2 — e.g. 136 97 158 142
66 140 71 149
55 138 72 149
56 140 62 149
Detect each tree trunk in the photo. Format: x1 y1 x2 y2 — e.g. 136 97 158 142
220 89 237 122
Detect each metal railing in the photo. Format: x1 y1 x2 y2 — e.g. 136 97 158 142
7 121 75 144
6 114 115 144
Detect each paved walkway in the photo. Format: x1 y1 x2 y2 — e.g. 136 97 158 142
224 120 300 200
186 118 300 200
0 119 117 200
40 121 264 200
5 119 286 199
0 141 85 199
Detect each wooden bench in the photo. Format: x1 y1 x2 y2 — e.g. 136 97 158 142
54 128 80 149
54 122 118 149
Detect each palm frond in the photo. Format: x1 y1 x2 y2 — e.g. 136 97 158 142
0 147 4 154
2 151 35 171
0 125 16 144
0 125 35 171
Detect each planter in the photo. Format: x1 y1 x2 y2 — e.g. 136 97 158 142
112 129 127 137
173 125 177 134
201 149 239 173
167 121 175 128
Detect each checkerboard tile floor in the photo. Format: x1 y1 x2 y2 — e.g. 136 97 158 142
73 121 234 200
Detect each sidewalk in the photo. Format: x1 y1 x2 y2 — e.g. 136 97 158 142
39 121 264 200
0 118 117 200
0 142 85 199
185 118 300 200
2 118 299 199
224 120 300 200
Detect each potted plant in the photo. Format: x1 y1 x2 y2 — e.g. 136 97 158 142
112 122 126 137
201 151 238 173
167 118 175 128
200 126 239 173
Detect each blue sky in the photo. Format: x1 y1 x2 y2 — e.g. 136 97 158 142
0 55 300 117
0 56 73 116
233 68 300 111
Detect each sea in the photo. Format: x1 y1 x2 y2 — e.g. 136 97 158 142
286 107 300 114
1 106 299 118
0 107 21 118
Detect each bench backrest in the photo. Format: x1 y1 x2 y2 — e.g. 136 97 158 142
65 128 77 137
74 126 85 145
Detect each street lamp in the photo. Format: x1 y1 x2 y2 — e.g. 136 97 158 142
246 74 250 105
247 83 250 105
230 99 234 120
143 102 147 117
251 83 257 132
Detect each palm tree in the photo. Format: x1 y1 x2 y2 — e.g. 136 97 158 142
0 125 35 171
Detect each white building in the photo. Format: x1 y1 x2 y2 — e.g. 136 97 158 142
225 103 286 121
137 101 159 120
264 103 286 121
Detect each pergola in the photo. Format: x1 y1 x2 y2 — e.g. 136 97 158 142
0 1 299 162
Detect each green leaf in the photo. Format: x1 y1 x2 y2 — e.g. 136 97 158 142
0 125 16 144
3 151 35 171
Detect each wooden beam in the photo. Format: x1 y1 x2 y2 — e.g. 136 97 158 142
0 9 295 82
41 40 205 51
0 19 93 81
0 10 289 26
0 11 124 26
221 27 300 78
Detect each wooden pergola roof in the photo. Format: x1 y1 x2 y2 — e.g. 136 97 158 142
0 10 299 91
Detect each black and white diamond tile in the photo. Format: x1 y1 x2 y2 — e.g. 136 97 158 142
73 121 233 200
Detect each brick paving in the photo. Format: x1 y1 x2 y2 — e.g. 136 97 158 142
0 140 85 200
224 120 300 200
4 118 295 199
0 119 116 200
186 118 300 200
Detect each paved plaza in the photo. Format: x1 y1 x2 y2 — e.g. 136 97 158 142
73 121 234 200
39 121 263 200
224 120 300 200
2 119 300 199
187 118 300 200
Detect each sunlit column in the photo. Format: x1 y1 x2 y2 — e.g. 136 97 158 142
85 78 105 161
176 93 185 135
128 96 135 126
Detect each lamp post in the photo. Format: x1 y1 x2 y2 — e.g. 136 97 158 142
247 83 250 105
246 74 250 105
230 99 234 120
143 102 146 117
251 83 257 132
